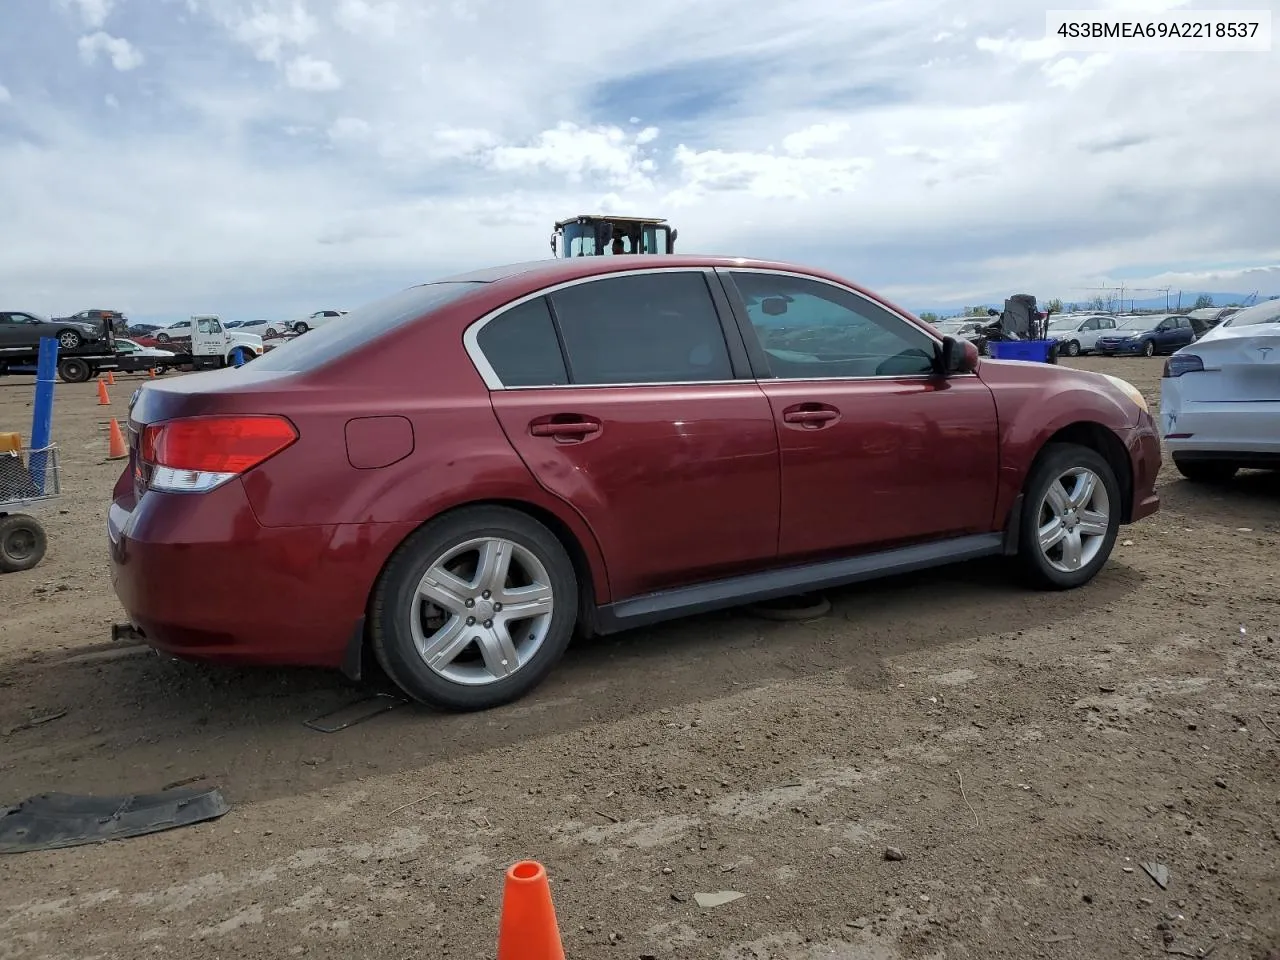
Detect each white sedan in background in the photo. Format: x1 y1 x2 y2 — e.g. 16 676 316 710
1046 314 1118 356
1160 297 1280 481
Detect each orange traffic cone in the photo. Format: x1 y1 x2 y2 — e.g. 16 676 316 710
148 368 156 378
97 379 110 405
496 861 565 960
107 419 127 460
106 371 115 385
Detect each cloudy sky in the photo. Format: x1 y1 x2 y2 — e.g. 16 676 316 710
1 0 1277 323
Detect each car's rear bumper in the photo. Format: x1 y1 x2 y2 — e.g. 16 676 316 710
107 479 416 669
1160 389 1280 456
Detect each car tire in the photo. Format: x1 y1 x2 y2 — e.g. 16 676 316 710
57 358 92 383
0 514 48 573
57 330 83 350
1015 442 1121 591
369 505 579 711
155 333 171 343
1064 340 1080 357
1173 456 1238 484
294 322 309 333
1142 340 1155 357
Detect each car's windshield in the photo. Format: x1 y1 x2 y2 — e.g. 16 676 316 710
1116 316 1156 330
1221 299 1280 328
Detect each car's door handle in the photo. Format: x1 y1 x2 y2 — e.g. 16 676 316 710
529 418 601 438
781 403 841 427
784 410 838 423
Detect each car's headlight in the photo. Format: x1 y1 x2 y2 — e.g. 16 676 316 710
1100 373 1148 413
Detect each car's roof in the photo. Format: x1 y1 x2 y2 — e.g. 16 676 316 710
434 255 838 287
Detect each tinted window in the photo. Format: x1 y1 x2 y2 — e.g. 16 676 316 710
730 272 936 378
549 273 733 385
477 297 568 387
251 281 487 372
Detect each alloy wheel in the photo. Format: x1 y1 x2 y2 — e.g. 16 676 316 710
1036 467 1110 574
410 537 555 686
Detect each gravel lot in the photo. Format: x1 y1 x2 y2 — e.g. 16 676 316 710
1 357 1277 960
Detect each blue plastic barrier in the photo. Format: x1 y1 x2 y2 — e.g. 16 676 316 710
28 337 59 492
988 339 1056 362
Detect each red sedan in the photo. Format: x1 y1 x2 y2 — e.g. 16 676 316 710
108 256 1161 711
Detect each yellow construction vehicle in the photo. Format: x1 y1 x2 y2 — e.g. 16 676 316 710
550 215 677 258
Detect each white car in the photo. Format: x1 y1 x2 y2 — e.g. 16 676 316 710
1046 314 1118 356
267 309 347 337
1160 297 1280 481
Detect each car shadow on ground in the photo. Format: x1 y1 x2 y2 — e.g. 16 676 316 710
1158 470 1280 524
0 558 1144 805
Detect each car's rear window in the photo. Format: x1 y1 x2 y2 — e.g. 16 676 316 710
1221 299 1280 328
249 281 487 371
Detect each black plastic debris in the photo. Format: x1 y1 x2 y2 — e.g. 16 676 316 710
0 786 230 854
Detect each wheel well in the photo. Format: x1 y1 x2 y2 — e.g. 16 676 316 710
349 498 602 680
1034 422 1134 521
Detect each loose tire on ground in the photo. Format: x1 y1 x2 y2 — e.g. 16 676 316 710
1015 442 1122 590
0 514 48 573
1172 456 1238 484
369 505 579 711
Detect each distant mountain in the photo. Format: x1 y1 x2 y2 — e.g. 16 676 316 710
910 292 1275 318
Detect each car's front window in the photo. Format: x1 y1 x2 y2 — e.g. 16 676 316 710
1116 317 1154 330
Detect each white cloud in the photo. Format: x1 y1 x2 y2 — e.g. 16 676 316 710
285 55 341 91
3 0 1278 319
76 31 143 70
334 0 400 38
0 85 10 104
228 2 318 62
61 0 113 28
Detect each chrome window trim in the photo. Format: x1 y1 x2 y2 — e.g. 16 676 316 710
462 264 975 390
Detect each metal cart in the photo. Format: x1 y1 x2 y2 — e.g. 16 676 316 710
0 444 60 573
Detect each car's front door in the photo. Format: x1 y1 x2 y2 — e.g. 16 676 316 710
477 269 781 600
1173 316 1197 347
719 269 1001 561
1076 317 1100 350
1088 316 1115 350
1152 318 1180 351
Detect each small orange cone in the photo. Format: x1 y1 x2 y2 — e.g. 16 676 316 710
106 371 115 385
107 419 127 460
97 379 110 405
148 368 156 378
496 861 565 960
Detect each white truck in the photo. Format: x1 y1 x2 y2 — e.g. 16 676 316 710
151 315 264 368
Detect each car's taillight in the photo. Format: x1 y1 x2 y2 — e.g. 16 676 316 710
139 415 297 493
1164 354 1204 378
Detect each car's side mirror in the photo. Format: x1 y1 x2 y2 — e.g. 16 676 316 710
938 336 979 375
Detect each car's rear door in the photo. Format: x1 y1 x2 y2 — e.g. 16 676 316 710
475 268 781 600
717 268 1000 562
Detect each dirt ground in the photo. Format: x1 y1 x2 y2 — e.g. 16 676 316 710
0 357 1277 960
